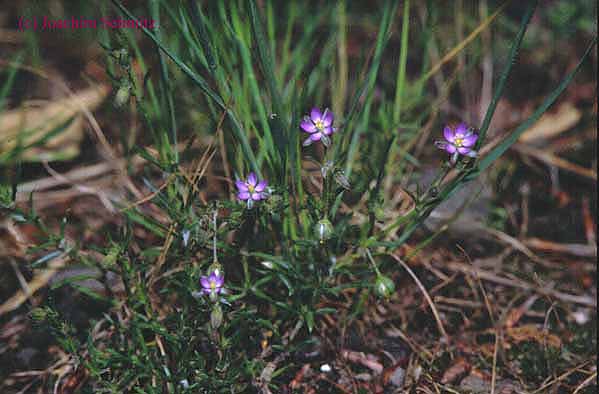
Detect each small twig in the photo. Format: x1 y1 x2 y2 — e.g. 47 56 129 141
572 371 597 394
490 330 500 394
0 254 69 316
42 161 115 212
254 320 303 394
341 349 383 374
530 360 593 393
9 259 31 298
524 237 597 258
513 143 597 181
581 197 596 245
391 253 449 340
483 227 558 268
445 261 596 307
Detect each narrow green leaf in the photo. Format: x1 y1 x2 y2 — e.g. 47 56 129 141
477 0 538 145
0 52 22 114
189 1 217 70
342 0 399 176
248 0 284 119
478 37 597 172
111 0 262 177
392 0 410 125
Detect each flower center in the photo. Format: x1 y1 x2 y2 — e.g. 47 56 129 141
454 137 464 147
314 119 324 130
210 281 217 289
248 184 255 193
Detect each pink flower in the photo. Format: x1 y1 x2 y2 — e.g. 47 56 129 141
235 172 268 201
435 123 478 164
300 107 336 147
200 271 224 296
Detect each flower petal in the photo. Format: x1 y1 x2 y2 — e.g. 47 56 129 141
322 126 334 135
214 275 224 287
443 126 455 143
235 180 248 192
200 276 210 289
247 172 257 186
255 180 267 192
461 133 478 147
302 137 314 146
322 109 334 127
310 132 322 141
251 192 262 201
310 107 322 122
457 146 472 155
435 140 449 149
455 123 468 137
238 191 250 200
445 144 457 154
300 118 317 133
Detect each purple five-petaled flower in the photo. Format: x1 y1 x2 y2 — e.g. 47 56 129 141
236 172 268 202
300 107 336 147
435 123 478 164
200 271 224 297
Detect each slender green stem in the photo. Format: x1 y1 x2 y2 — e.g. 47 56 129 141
365 248 382 276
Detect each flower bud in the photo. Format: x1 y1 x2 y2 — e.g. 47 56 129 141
321 161 334 179
207 261 223 278
374 205 385 221
374 275 395 298
210 304 223 330
182 229 191 247
114 84 131 107
334 170 351 190
314 219 334 243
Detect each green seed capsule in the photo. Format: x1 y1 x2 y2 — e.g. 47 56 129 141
315 219 334 243
374 275 395 298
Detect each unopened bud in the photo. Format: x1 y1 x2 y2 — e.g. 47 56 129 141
374 205 385 221
210 304 223 330
182 229 191 247
207 261 223 278
114 83 131 107
334 170 351 190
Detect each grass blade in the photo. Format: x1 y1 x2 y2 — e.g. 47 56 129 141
0 52 23 115
477 37 597 172
151 0 178 164
111 0 262 177
392 0 410 125
248 0 284 118
477 0 537 145
421 0 511 84
342 0 399 176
